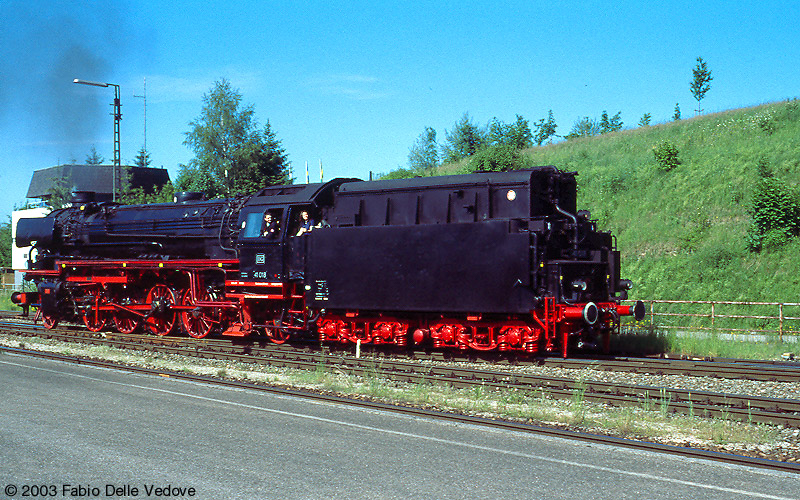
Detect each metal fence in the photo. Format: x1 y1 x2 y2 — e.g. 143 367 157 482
623 299 800 340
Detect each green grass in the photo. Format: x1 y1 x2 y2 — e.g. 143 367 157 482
0 290 18 310
526 100 800 304
612 324 796 360
664 331 796 359
422 100 800 305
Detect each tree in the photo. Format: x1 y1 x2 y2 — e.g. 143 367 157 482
673 103 681 121
118 182 175 205
179 79 291 198
46 176 72 211
608 112 623 132
599 111 622 134
690 56 713 115
231 121 291 193
407 126 439 171
441 112 486 163
0 216 11 268
469 144 530 173
508 114 533 149
488 115 532 150
565 116 601 139
639 113 652 127
599 111 610 132
134 147 152 168
533 110 557 145
85 144 104 164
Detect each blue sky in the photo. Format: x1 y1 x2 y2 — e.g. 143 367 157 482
1 0 798 218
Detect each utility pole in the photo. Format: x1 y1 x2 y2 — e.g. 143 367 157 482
133 77 147 152
73 79 122 201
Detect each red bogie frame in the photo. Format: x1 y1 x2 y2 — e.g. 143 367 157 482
20 258 635 357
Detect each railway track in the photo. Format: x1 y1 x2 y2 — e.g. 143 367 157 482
1 317 799 428
2 343 798 475
2 310 798 381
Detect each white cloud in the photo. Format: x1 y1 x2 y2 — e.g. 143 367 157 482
134 69 264 104
307 73 389 101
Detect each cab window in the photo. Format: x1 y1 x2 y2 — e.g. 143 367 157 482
241 212 264 238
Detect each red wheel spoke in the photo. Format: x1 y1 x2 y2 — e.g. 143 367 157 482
180 290 214 339
145 285 177 336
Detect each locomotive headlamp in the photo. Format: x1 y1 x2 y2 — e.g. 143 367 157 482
619 279 634 290
506 189 516 201
571 279 587 291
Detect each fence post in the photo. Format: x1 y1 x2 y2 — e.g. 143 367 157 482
711 302 715 332
779 303 784 341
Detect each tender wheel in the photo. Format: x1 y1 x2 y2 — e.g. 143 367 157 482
180 290 214 339
145 285 177 336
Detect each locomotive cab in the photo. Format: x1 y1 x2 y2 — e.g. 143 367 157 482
238 207 287 281
235 179 352 284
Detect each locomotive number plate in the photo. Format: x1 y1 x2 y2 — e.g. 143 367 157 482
315 280 329 301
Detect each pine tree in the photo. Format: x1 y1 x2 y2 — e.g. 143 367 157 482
509 114 533 149
441 113 486 163
673 103 681 121
85 144 104 165
134 147 151 168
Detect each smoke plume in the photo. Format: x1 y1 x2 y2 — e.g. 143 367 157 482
0 2 143 161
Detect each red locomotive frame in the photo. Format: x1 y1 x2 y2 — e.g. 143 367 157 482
19 256 641 357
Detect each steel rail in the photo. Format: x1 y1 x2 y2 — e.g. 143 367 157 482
1 311 798 382
1 345 797 474
1 320 798 427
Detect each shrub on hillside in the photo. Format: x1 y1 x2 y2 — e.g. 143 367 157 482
747 176 800 251
652 141 681 171
469 145 530 172
379 167 417 180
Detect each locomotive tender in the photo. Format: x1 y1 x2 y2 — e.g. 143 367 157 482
14 166 644 356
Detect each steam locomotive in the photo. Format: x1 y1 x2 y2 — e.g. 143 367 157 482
13 166 644 356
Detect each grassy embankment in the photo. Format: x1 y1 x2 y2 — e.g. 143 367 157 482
415 100 800 358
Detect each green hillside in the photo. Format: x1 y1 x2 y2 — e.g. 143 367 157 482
438 99 800 302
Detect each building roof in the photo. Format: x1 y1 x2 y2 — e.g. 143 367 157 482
26 164 171 201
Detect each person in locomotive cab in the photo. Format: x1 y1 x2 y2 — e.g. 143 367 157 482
262 212 279 238
295 210 315 236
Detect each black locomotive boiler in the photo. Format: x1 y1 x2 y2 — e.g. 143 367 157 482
14 166 644 356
